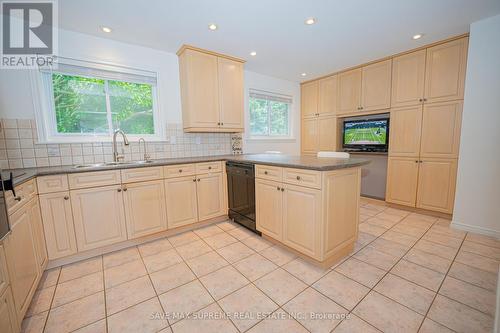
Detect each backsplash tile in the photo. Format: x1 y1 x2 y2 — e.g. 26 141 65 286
0 118 235 169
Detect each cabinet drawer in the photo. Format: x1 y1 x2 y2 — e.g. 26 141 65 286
164 164 196 178
121 167 163 183
255 165 283 182
5 179 37 215
37 175 69 194
283 168 322 189
68 170 121 189
196 161 222 174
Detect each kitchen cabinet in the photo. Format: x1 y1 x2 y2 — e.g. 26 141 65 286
3 202 39 320
123 180 167 239
301 118 319 154
255 179 283 240
0 287 18 333
282 183 321 258
178 45 245 132
0 244 9 296
71 185 127 251
318 75 338 116
301 115 337 155
301 80 319 119
424 37 468 103
386 157 420 207
420 100 463 159
416 159 457 214
28 199 48 270
337 68 362 114
164 176 199 229
391 50 426 108
40 191 78 260
361 59 392 111
388 105 423 157
196 173 225 221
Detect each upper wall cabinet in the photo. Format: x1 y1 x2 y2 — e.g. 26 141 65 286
391 50 426 108
301 80 319 119
337 68 362 114
178 45 245 132
361 59 392 111
424 37 468 104
318 75 337 116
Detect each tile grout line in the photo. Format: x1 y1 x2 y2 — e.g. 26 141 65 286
41 266 62 333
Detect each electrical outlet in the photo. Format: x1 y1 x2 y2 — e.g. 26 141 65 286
195 136 201 145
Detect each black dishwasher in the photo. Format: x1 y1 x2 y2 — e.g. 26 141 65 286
226 161 259 234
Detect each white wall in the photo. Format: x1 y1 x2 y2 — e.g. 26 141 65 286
0 29 301 153
243 71 301 154
452 14 500 238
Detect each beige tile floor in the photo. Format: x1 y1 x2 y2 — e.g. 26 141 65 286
21 198 499 333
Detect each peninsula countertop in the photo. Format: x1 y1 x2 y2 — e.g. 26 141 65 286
4 153 370 186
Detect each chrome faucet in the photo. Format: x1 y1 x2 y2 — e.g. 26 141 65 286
112 129 130 162
138 138 150 162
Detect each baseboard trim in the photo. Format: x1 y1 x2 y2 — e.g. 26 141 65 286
451 220 500 239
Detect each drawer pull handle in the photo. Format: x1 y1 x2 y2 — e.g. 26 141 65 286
64 196 69 200
14 197 21 202
281 188 285 192
264 171 268 175
117 188 122 192
296 176 301 180
208 166 212 170
277 187 280 191
179 169 183 173
193 178 196 182
197 179 201 182
123 187 128 192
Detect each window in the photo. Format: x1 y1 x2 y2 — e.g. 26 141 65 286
35 60 162 142
249 90 291 137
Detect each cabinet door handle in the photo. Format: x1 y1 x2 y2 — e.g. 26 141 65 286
277 187 280 191
123 187 128 192
197 178 200 182
178 169 183 173
14 196 21 202
208 166 212 170
193 178 196 182
281 188 285 192
423 98 427 102
296 176 301 180
64 196 69 200
264 171 268 175
221 122 224 126
117 188 122 192
419 98 423 102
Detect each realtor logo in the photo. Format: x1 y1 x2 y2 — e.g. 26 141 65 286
1 0 58 68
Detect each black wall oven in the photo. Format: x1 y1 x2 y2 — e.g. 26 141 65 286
226 161 259 234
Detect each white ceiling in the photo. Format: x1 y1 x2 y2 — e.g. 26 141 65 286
59 0 500 82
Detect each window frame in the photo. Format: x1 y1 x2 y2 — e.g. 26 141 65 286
32 58 164 143
248 89 293 140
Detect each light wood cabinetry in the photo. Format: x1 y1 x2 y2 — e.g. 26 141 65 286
164 176 199 229
4 203 39 319
301 118 319 154
337 68 362 114
123 180 167 239
424 37 468 104
178 45 245 132
391 50 426 107
71 185 127 251
416 159 457 213
361 59 392 111
28 199 48 270
256 165 361 264
255 179 283 240
37 175 69 194
0 287 18 333
386 157 420 207
301 81 319 118
420 101 463 159
196 173 225 221
39 191 77 260
388 105 423 157
68 170 121 189
318 75 338 116
301 115 337 155
0 244 9 296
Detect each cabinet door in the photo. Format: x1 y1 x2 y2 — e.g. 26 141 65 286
0 244 8 295
424 38 468 103
391 50 426 107
0 288 18 333
416 159 457 214
388 106 423 157
164 176 198 228
386 157 419 207
196 173 225 221
282 184 321 258
4 205 39 318
318 115 337 152
301 80 319 118
123 180 167 239
39 192 77 260
218 57 244 130
255 179 283 240
28 199 47 271
71 185 127 252
361 59 392 111
318 75 337 116
180 49 220 128
301 118 319 154
337 68 362 114
420 101 463 159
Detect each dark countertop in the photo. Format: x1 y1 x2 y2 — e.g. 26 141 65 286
4 154 370 186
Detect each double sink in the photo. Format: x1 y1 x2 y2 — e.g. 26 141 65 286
73 160 154 169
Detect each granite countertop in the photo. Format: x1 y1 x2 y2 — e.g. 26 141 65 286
4 154 370 186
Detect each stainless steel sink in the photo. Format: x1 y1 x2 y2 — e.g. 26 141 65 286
73 163 106 169
73 160 153 169
134 160 154 164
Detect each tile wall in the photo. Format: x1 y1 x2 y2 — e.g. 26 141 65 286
0 119 235 169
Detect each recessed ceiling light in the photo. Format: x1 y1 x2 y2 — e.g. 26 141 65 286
305 18 316 25
412 33 423 40
101 26 112 33
250 51 257 56
208 23 218 31
301 73 307 77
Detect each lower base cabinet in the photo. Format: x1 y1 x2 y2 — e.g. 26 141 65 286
28 199 48 271
164 176 199 229
196 173 225 221
0 287 18 333
123 180 168 239
255 179 283 240
71 185 128 252
386 157 419 207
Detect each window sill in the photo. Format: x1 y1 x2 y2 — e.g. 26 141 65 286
245 137 296 143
